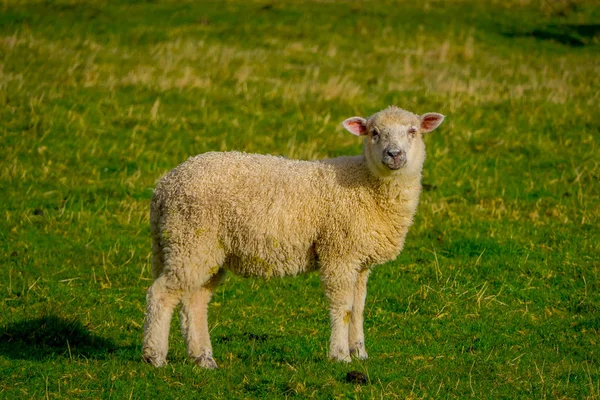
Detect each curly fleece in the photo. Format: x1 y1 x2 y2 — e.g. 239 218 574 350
142 106 444 368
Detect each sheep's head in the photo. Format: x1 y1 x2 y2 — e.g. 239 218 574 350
342 106 444 178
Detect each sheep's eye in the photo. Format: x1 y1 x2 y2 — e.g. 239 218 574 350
408 127 417 137
372 129 380 141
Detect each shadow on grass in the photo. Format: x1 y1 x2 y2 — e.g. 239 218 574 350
504 23 600 47
0 315 124 361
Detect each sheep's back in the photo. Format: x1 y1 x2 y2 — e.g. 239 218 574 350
153 152 343 276
151 151 417 277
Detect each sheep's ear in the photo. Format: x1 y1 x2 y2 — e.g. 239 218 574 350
342 117 368 136
420 113 445 133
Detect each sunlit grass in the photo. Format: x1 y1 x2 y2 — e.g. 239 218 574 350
1 0 599 398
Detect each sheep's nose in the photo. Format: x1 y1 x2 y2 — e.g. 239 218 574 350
386 149 402 158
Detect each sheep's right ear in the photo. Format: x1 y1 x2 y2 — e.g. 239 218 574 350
342 117 368 136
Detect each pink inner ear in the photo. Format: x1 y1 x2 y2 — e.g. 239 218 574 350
421 113 445 133
343 117 367 136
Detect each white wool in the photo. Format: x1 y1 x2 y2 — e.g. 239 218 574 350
142 106 445 367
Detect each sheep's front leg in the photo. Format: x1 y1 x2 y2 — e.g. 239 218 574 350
143 275 181 367
180 269 226 369
322 268 358 362
349 268 370 360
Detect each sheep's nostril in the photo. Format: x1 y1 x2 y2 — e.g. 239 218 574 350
386 149 401 158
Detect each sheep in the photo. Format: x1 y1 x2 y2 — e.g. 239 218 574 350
142 106 445 368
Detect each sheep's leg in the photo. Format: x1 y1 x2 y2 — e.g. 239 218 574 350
180 268 226 369
349 268 370 360
142 275 181 367
322 268 358 362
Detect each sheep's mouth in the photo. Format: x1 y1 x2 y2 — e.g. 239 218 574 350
382 159 406 170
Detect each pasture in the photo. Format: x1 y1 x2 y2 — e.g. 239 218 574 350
1 0 599 398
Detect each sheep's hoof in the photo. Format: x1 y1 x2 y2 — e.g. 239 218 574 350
350 341 369 360
143 353 167 367
329 348 352 363
193 355 219 369
350 347 369 360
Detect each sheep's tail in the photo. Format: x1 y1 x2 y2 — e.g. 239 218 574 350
149 193 165 280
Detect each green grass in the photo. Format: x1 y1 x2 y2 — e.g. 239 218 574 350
1 0 599 398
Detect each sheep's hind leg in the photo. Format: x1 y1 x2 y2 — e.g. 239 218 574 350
349 269 370 360
142 274 181 367
180 268 226 369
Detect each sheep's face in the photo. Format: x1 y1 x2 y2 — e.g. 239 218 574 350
342 106 444 178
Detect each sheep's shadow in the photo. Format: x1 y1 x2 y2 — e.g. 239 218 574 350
0 315 129 361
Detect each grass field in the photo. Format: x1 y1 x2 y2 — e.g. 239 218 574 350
1 0 599 398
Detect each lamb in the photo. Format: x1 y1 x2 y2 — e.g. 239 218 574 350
142 106 445 368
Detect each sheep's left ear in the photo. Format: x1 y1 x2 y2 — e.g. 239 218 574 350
420 113 445 133
342 117 368 136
